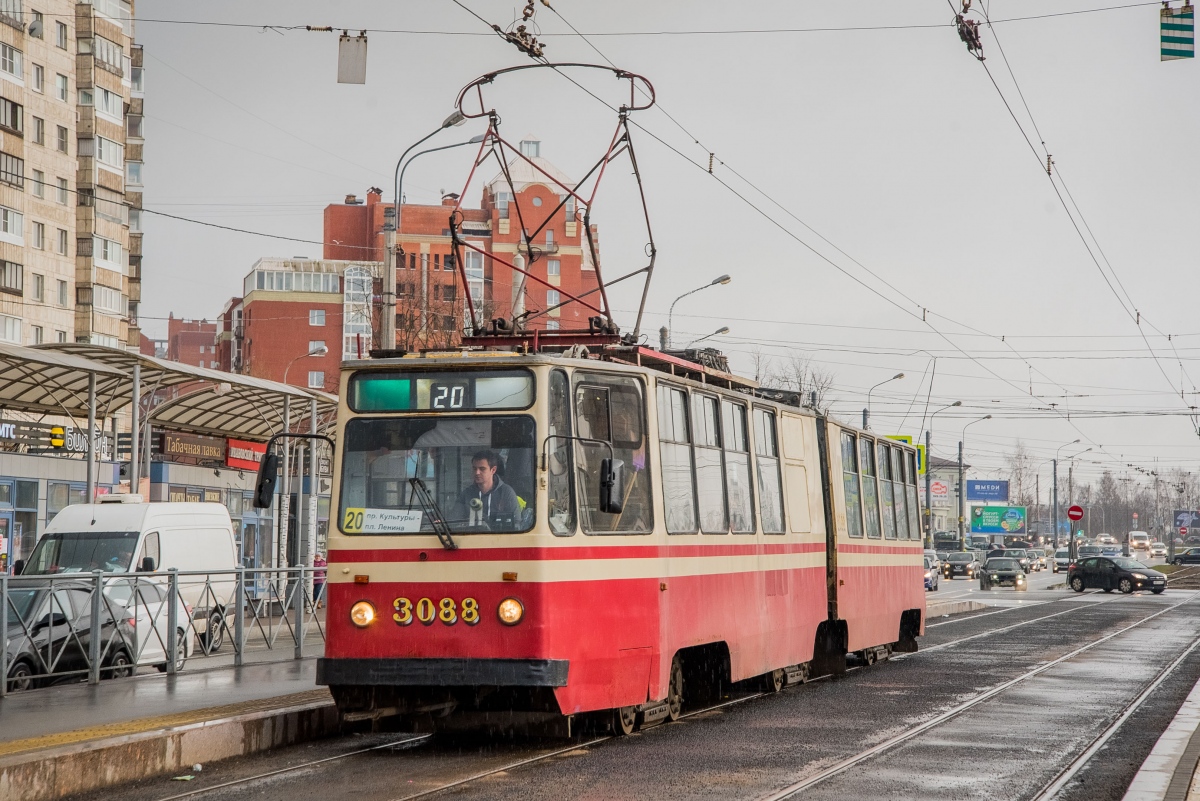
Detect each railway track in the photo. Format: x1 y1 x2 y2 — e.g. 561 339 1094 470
144 590 1195 801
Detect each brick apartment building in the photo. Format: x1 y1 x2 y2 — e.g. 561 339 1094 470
216 257 376 392
323 137 600 349
165 314 216 368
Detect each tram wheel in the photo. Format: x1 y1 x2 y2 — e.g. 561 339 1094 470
666 658 684 722
614 705 638 736
763 668 785 693
863 649 877 666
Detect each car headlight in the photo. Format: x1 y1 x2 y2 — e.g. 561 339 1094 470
497 597 525 626
1131 572 1147 579
924 571 932 579
992 574 1000 580
349 600 376 628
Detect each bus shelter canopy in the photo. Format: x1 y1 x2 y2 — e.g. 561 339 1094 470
23 344 337 441
0 342 127 418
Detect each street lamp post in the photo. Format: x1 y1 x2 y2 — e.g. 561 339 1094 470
959 415 992 550
1053 438 1081 558
925 400 961 547
863 373 904 431
395 134 487 342
381 111 468 350
686 326 729 348
667 275 731 348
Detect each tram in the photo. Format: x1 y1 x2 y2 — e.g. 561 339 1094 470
314 344 925 734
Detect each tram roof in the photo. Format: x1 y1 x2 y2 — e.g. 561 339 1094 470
22 344 338 440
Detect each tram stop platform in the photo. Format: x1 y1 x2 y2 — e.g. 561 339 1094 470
0 659 337 801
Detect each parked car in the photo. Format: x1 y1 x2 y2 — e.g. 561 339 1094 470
924 550 943 576
980 558 1028 591
4 581 135 692
1150 542 1168 558
1069 557 1166 594
1171 548 1200 566
942 551 980 580
924 557 940 592
103 578 196 672
1053 548 1071 573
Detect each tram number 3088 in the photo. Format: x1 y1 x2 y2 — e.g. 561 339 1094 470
393 597 479 626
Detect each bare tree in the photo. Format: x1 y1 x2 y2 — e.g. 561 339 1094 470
754 352 836 415
1005 441 1036 508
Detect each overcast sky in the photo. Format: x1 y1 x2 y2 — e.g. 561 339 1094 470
135 0 1200 492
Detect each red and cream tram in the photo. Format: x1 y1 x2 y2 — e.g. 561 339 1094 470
318 346 925 733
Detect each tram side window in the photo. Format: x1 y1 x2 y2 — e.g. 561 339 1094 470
574 373 653 535
692 394 728 534
723 401 755 534
906 450 921 539
890 447 910 540
841 432 863 538
753 408 785 534
657 385 697 534
547 369 576 536
859 437 881 539
877 442 897 539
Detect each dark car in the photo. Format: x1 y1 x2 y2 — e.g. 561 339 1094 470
997 549 1034 573
5 581 134 692
1069 557 1167 594
924 557 939 592
942 551 981 580
980 557 1027 591
1172 548 1200 566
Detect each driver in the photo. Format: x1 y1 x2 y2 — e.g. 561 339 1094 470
451 450 521 527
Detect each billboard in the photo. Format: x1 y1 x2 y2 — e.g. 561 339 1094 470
928 479 951 507
970 505 1027 535
1174 510 1200 529
967 480 1009 502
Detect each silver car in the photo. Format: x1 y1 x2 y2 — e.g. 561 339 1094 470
1053 547 1071 573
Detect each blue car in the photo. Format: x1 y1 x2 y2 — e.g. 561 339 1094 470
1101 545 1122 557
924 557 940 591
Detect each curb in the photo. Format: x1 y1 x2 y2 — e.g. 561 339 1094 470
926 600 989 617
0 693 339 801
1124 673 1200 801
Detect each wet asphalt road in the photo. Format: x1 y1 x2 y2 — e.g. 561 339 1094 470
70 576 1200 801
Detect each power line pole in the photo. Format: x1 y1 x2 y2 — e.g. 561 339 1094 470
957 440 965 548
924 429 932 549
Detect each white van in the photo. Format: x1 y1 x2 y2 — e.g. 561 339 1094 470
1129 531 1151 551
16 496 239 650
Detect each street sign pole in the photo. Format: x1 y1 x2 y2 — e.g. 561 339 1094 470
1067 504 1084 562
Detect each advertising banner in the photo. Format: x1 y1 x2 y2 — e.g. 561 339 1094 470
161 433 226 463
967 480 1009 502
971 505 1027 535
929 479 951 507
226 438 267 470
1174 510 1200 529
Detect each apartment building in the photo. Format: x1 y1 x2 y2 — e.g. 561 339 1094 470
0 0 143 351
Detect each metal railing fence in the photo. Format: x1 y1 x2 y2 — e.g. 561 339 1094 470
1 567 326 696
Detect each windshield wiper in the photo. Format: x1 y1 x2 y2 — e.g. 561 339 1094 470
408 478 457 551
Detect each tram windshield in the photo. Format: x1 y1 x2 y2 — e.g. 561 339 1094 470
339 415 537 534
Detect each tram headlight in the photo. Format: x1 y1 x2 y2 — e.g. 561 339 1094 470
350 600 377 628
497 597 525 626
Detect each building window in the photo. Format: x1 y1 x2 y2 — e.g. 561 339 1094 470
55 329 65 342
0 152 22 188
126 115 142 138
0 43 22 80
94 136 122 170
30 169 43 198
309 309 325 326
31 272 42 301
31 117 42 145
31 63 41 92
54 73 66 101
546 289 560 308
546 229 554 245
94 86 121 120
307 371 324 389
93 285 125 315
129 208 140 232
131 65 143 93
547 258 560 276
546 320 559 330
56 278 66 306
81 35 123 73
0 260 22 294
55 20 67 49
126 161 142 185
31 221 43 250
308 340 326 353
55 177 67 204
55 228 67 255
29 11 42 38
31 324 42 344
0 313 19 343
55 125 67 153
0 97 21 134
94 236 123 268
0 206 22 244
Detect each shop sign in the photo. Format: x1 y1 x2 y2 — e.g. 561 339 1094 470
62 426 113 459
226 438 267 470
161 433 226 462
168 485 205 503
203 489 222 503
